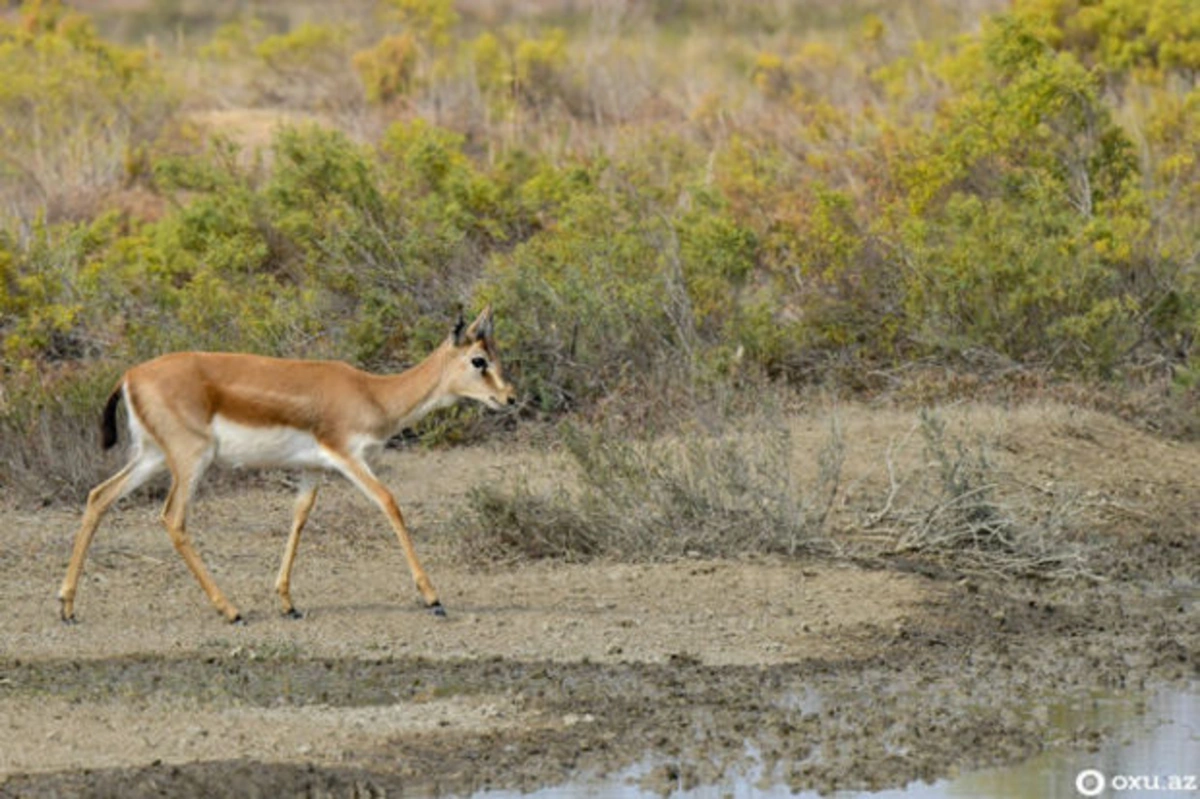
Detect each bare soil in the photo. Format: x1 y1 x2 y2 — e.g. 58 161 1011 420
1 403 1196 797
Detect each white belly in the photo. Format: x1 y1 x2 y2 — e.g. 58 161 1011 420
211 416 330 469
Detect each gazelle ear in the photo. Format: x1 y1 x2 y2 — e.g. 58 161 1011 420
464 304 494 343
452 306 468 346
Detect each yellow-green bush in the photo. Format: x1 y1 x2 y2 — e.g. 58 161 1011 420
471 26 572 113
353 32 418 104
478 143 779 410
480 182 672 411
0 0 175 226
882 4 1196 374
253 21 359 110
379 0 459 49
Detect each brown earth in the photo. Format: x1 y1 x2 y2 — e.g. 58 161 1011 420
0 402 1196 797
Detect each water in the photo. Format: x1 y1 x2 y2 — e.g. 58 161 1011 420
934 684 1198 799
471 682 1198 799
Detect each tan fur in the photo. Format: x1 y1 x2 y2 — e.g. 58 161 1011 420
58 307 515 623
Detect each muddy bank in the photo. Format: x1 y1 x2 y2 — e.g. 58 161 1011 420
2 574 1195 798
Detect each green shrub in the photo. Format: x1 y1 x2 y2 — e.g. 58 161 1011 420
480 191 674 411
471 25 572 113
887 9 1164 374
1 215 121 368
380 0 459 49
254 21 351 71
253 21 359 110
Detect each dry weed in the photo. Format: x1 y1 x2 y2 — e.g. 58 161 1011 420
459 409 843 564
861 408 1095 580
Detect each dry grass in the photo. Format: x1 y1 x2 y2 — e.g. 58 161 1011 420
459 409 844 564
0 369 123 506
459 401 1103 580
858 408 1094 580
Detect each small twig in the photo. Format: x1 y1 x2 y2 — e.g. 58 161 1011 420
109 548 166 565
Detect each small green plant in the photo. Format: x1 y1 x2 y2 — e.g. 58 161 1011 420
470 25 572 113
381 0 460 49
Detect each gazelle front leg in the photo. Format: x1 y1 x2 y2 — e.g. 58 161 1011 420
328 451 444 615
275 475 318 618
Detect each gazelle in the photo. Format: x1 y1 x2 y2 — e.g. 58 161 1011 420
58 306 515 624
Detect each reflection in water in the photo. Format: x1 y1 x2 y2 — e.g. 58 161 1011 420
472 682 1198 799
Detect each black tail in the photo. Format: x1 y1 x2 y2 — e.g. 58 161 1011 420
100 386 123 450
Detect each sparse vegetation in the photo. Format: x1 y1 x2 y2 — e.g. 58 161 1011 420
460 410 842 563
461 405 1094 580
863 409 1093 579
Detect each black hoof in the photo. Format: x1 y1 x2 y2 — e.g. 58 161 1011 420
429 601 447 618
283 608 304 620
58 598 77 624
60 615 78 626
230 614 246 626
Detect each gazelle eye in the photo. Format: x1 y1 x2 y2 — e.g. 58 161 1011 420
471 357 488 370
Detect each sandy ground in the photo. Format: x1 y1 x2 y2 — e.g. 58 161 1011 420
0 402 1196 796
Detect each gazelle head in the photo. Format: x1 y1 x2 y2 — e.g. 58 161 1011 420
445 305 516 410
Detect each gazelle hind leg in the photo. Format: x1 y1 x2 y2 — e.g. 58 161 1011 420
59 450 166 622
275 475 318 617
160 445 242 623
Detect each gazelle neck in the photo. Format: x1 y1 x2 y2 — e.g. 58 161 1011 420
371 340 458 436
